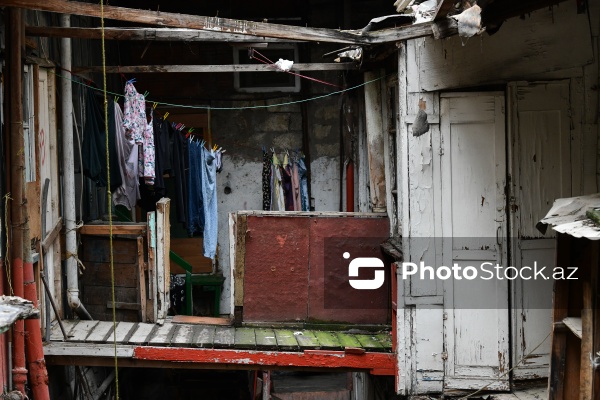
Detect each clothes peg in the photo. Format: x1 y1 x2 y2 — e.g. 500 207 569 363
163 112 169 120
143 91 149 98
153 102 158 109
126 78 136 84
179 124 186 131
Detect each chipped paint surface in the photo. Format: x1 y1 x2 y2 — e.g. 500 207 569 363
539 194 600 239
406 6 593 93
133 346 395 372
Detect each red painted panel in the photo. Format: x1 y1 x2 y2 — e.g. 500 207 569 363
308 217 390 324
243 216 310 322
134 346 395 372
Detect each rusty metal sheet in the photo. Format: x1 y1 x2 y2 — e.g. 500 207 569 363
308 217 390 324
243 216 310 322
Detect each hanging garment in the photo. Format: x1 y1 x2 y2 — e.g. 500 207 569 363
152 114 169 196
123 82 155 185
123 82 146 143
188 141 205 236
215 149 224 173
201 146 218 260
112 101 140 210
139 111 156 185
297 157 310 211
291 160 301 211
82 88 106 186
282 154 294 211
107 99 123 191
271 153 285 211
262 150 271 211
172 126 189 227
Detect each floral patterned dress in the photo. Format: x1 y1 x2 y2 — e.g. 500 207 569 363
123 82 155 185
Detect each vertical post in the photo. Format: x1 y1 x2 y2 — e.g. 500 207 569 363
8 7 28 394
155 198 171 322
364 69 387 212
60 14 80 314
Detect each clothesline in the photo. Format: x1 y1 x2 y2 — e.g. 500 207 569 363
50 69 386 111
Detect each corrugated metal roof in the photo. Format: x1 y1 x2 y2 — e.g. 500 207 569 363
537 194 600 240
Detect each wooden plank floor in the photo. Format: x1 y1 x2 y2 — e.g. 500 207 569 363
49 320 393 353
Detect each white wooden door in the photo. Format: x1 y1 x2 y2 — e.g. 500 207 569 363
509 81 571 380
440 93 510 391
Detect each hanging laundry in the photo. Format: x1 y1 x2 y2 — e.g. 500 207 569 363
201 147 218 260
123 82 155 185
82 88 109 187
271 152 285 211
262 149 272 211
187 140 205 236
282 153 294 211
297 157 310 211
112 100 140 210
152 113 170 196
107 100 123 192
140 110 156 185
291 157 301 211
172 124 189 228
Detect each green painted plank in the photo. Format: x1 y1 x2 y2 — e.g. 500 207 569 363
192 325 215 348
274 329 299 351
354 334 384 351
255 329 277 350
335 332 362 348
374 333 393 349
234 328 256 349
314 331 342 350
293 330 320 350
214 327 235 348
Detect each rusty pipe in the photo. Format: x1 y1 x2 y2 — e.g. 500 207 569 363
24 260 50 400
8 8 27 395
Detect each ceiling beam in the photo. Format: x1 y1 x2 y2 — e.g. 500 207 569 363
5 0 433 44
25 26 301 43
73 63 357 74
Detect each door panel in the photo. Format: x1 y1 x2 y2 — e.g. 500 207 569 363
440 93 510 391
509 81 571 379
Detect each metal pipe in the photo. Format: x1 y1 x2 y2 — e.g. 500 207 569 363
8 8 28 395
61 15 90 319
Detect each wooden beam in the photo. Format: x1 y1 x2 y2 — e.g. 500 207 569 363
26 26 301 43
79 223 147 236
134 346 395 372
433 0 456 21
7 0 433 44
41 217 62 254
73 63 357 74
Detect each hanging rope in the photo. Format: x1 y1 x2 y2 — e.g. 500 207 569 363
99 1 120 398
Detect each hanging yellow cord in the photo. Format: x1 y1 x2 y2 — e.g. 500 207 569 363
100 1 120 398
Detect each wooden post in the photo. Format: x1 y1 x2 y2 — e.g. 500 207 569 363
156 198 171 323
364 69 387 213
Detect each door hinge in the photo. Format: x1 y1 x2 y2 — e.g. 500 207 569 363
443 312 448 320
441 352 448 360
